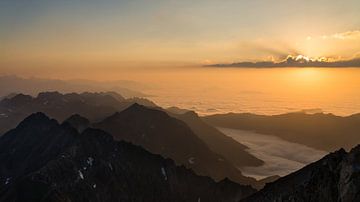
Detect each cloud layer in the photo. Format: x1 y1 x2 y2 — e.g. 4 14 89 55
207 55 360 68
217 127 327 179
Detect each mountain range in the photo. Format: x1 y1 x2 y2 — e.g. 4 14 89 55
0 92 264 188
0 75 147 98
0 91 156 135
0 113 255 201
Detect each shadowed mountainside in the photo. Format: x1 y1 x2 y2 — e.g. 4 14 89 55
203 112 360 151
93 104 260 188
0 113 255 202
169 111 263 168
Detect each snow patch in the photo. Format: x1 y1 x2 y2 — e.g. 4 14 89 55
161 167 167 180
78 170 84 179
5 177 11 185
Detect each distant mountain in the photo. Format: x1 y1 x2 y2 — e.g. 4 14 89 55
203 112 360 151
169 111 263 168
0 113 255 201
94 104 260 188
0 91 156 135
0 75 147 98
242 145 360 202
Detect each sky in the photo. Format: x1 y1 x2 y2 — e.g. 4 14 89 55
1 0 360 76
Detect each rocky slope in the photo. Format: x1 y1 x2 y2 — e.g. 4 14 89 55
242 145 360 202
94 104 259 187
0 113 255 202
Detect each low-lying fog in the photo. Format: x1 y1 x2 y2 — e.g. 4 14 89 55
218 127 327 180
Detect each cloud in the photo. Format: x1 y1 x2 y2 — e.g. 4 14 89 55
321 30 360 40
206 55 360 68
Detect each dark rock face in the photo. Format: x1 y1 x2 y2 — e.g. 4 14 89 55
0 92 155 135
242 146 360 202
94 104 258 187
0 113 256 202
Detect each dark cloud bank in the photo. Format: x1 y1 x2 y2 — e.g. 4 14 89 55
207 56 360 68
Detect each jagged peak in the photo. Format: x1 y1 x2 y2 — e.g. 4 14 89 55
64 114 90 124
16 112 58 129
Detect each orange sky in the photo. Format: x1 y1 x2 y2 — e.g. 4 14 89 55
1 0 360 78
